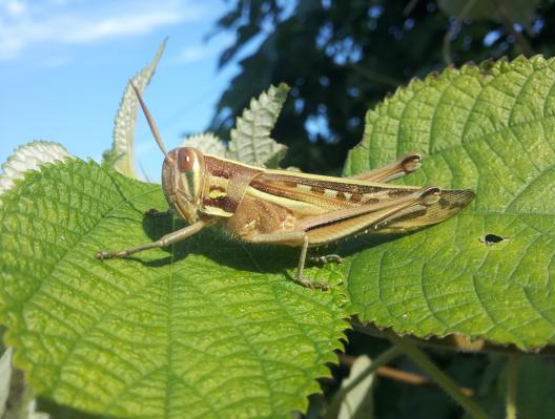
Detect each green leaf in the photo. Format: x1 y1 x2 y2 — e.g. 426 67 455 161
343 56 555 351
0 141 73 200
0 159 348 418
335 356 375 419
0 348 12 418
0 143 68 419
227 83 290 168
181 132 227 157
509 356 555 418
182 84 289 168
103 39 166 178
471 356 555 419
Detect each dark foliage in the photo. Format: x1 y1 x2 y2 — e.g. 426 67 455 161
206 2 555 417
210 0 555 174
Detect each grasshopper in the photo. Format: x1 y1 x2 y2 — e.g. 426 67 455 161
96 85 475 290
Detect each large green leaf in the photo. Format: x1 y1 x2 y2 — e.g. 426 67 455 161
344 56 555 351
0 160 348 418
0 141 72 419
0 141 73 198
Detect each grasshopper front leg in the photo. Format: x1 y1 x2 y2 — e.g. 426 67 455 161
96 221 205 260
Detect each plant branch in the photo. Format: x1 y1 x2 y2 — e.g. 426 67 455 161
385 331 488 419
506 354 520 419
350 64 403 88
382 365 475 396
403 0 421 16
339 353 475 396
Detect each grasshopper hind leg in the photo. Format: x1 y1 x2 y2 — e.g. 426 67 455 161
349 152 421 183
248 231 330 290
296 236 330 290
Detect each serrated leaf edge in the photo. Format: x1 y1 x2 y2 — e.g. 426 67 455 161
107 38 167 178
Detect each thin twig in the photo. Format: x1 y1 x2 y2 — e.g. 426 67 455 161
338 353 474 396
350 64 403 88
380 365 475 397
403 0 421 16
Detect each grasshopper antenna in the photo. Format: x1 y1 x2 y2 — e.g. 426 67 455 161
130 82 172 162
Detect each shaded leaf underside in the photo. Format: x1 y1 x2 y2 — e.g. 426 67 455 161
344 56 555 350
227 83 289 167
107 39 166 178
0 161 348 418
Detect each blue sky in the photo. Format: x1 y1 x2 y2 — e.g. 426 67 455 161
0 0 241 180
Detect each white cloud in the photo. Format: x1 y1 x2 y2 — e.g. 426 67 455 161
0 0 206 61
3 0 27 17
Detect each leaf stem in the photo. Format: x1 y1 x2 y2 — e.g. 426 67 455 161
506 354 520 419
324 346 402 418
385 331 488 419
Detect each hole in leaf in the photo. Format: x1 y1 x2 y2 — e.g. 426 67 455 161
480 233 506 245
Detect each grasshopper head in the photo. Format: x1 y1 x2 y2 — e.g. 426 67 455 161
128 85 206 223
162 147 205 223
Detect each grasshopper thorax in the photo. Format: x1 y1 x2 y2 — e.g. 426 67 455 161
162 147 205 223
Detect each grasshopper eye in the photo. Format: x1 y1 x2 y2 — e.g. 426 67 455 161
177 148 195 172
174 147 205 204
